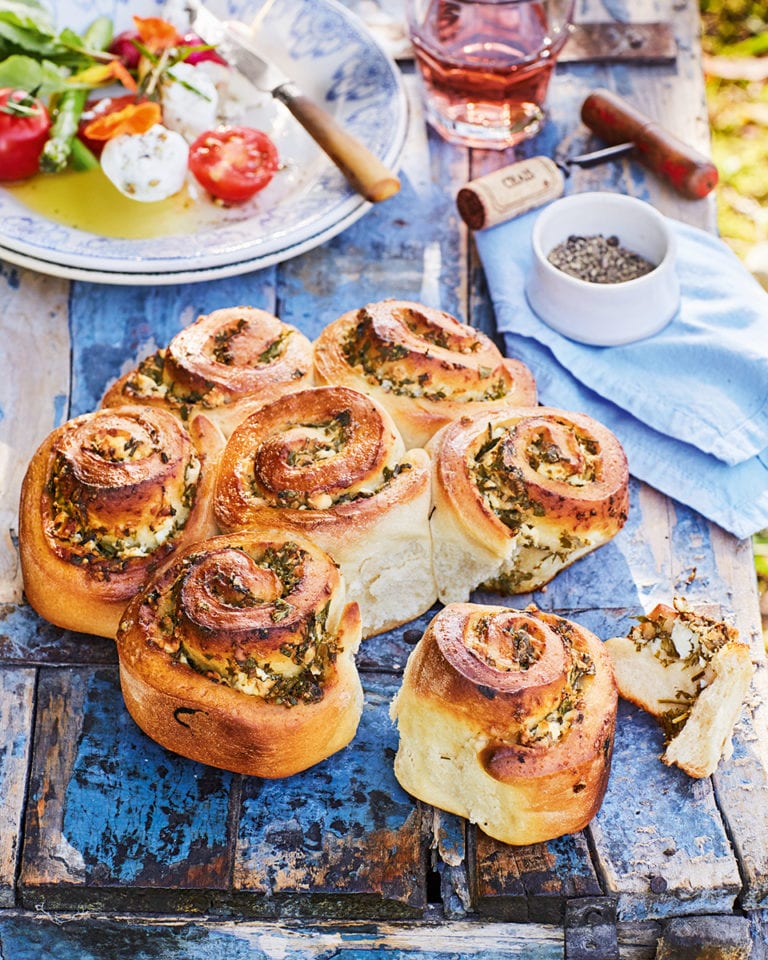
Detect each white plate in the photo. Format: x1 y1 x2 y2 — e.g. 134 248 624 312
0 0 408 279
0 199 368 284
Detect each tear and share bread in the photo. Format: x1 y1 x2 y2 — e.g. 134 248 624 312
101 306 314 436
605 598 755 778
427 407 629 602
313 299 537 449
19 405 222 639
116 529 364 777
214 385 437 638
390 603 618 845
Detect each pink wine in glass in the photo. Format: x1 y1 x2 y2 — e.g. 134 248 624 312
408 0 574 148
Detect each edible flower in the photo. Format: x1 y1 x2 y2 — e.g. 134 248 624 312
69 59 138 92
82 100 162 141
133 16 181 53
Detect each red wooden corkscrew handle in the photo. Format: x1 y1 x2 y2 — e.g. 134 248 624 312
581 88 719 200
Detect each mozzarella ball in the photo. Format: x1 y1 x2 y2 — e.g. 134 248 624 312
101 125 189 202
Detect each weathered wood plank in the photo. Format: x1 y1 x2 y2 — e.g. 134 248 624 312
0 606 116 667
0 914 567 959
233 672 427 918
709 526 768 912
0 266 69 608
472 831 603 924
0 668 35 907
20 666 234 913
589 698 742 922
428 808 472 918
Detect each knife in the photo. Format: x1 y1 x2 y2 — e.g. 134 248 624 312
186 0 401 203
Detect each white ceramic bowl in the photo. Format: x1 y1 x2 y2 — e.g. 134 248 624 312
525 192 680 346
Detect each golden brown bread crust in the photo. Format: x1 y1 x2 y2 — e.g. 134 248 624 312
313 299 537 449
18 405 222 639
427 406 629 601
116 529 364 777
101 306 314 436
214 385 437 637
390 603 617 845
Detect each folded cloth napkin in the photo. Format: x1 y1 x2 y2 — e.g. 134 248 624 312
476 212 768 467
475 211 768 540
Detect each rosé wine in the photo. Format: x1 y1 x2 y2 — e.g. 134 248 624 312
407 0 574 148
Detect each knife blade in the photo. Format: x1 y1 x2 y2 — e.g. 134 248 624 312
186 0 401 203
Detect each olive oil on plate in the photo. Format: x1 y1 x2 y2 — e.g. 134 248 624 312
4 166 228 240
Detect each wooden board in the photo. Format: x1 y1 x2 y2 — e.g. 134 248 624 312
0 0 766 954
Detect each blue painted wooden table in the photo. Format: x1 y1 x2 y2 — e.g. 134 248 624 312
1 1 767 957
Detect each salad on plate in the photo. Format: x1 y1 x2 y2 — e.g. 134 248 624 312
0 0 279 204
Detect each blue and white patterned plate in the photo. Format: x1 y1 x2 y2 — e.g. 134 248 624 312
0 0 408 279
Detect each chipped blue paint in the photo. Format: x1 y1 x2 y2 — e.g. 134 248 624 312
60 668 232 886
593 700 740 921
668 501 730 601
238 675 413 868
0 916 564 960
0 602 115 665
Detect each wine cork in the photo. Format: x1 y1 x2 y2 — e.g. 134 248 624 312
456 157 565 230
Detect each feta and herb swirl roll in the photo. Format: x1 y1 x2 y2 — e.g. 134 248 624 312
102 306 313 435
116 530 363 777
428 407 629 602
605 598 754 778
214 385 437 638
313 299 537 448
390 602 617 845
18 405 222 639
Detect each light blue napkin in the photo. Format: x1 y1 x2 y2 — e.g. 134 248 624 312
475 210 768 539
476 211 768 467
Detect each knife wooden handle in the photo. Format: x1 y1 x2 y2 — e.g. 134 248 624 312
581 88 718 200
274 84 401 203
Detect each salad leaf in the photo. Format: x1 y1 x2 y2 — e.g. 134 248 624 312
0 1 100 67
0 53 70 95
0 0 54 35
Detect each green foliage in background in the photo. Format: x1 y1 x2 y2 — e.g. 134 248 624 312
700 0 768 50
700 3 768 637
700 0 768 258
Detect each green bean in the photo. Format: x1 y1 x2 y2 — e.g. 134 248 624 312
38 15 114 174
70 135 99 171
39 87 88 172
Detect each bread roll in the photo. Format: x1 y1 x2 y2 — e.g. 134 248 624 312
314 299 537 449
605 598 754 778
427 406 629 602
116 529 364 777
390 602 617 845
214 385 437 638
19 405 222 639
102 306 314 435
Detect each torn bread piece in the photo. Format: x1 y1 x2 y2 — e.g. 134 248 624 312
605 598 754 778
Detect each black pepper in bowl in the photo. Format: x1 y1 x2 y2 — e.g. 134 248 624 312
547 234 656 284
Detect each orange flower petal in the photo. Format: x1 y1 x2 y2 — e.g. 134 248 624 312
69 60 138 92
133 15 181 52
83 101 162 141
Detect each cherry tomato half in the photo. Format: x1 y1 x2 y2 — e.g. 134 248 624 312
0 88 51 181
188 126 279 203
